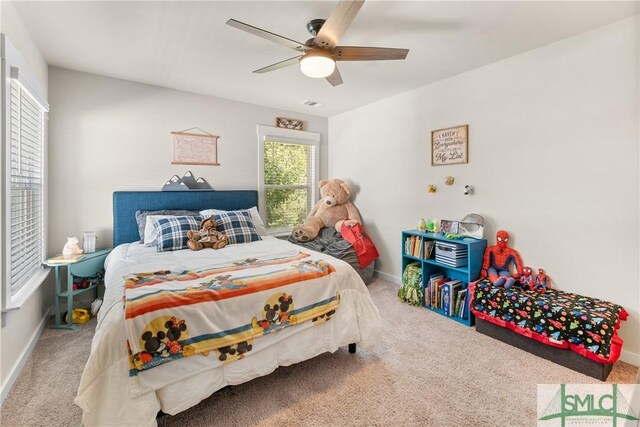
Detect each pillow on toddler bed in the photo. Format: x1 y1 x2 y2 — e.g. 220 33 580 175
154 215 202 252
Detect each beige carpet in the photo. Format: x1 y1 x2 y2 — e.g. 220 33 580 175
1 278 637 427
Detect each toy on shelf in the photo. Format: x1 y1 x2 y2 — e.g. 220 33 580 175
426 219 437 233
480 230 524 289
533 268 552 293
459 214 484 239
418 218 427 232
72 271 104 291
440 219 459 236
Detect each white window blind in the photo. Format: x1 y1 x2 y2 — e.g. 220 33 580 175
9 79 46 296
263 140 317 230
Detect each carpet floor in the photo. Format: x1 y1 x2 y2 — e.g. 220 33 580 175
1 278 637 426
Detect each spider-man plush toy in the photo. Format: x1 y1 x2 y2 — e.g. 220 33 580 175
480 230 524 289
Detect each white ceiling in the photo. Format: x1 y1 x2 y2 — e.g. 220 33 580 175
13 1 639 117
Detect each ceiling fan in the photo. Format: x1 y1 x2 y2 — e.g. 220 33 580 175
226 0 409 86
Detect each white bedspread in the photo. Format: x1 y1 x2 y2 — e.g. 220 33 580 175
75 237 381 426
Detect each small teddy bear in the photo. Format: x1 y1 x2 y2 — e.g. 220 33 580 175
62 237 84 257
187 217 228 251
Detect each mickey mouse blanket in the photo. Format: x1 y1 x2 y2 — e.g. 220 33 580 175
124 252 341 375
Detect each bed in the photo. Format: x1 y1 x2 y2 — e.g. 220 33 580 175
74 190 382 426
469 279 627 380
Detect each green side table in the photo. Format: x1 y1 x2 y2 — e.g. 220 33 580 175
43 248 111 330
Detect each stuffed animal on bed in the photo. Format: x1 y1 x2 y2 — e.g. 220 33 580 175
186 217 228 250
520 266 534 289
533 268 552 293
480 230 524 289
291 178 361 242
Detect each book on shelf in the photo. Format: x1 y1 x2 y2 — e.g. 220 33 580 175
423 240 434 259
426 273 440 306
405 236 424 258
429 274 447 310
462 290 469 319
45 254 84 265
456 289 468 318
442 280 462 316
454 288 465 316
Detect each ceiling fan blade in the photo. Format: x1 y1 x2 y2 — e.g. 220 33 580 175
325 66 343 86
253 56 302 74
226 19 307 53
333 46 409 61
314 0 365 50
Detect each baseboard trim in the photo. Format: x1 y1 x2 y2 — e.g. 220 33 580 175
0 308 51 404
374 269 401 284
620 349 640 368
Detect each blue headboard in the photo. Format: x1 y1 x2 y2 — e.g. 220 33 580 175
113 190 259 247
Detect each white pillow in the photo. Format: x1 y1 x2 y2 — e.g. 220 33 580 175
199 206 267 236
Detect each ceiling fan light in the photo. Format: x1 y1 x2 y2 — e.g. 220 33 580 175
299 52 335 78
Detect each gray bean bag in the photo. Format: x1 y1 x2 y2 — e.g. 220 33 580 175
288 227 375 285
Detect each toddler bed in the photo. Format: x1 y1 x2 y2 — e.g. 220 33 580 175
74 191 381 426
470 279 627 380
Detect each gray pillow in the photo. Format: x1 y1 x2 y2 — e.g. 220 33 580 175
134 210 200 243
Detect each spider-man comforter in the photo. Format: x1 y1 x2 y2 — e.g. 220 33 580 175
470 279 628 364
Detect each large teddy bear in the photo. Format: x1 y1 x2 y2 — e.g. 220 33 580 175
291 178 361 242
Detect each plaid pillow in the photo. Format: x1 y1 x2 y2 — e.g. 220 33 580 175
155 215 202 252
213 210 262 245
135 209 200 242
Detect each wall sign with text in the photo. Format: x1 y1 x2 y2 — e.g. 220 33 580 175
431 124 468 166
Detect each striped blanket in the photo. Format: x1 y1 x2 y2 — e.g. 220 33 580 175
124 252 340 375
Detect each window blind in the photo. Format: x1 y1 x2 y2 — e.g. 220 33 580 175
9 79 45 296
263 140 316 230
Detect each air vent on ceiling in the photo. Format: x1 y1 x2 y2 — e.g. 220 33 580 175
301 99 323 107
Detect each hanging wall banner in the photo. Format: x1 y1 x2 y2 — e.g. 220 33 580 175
171 131 220 166
431 124 468 166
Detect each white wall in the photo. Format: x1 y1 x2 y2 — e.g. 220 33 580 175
47 67 328 254
0 0 51 401
328 17 640 364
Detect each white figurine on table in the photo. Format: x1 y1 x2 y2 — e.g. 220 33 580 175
62 237 84 258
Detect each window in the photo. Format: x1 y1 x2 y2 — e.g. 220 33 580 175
257 125 320 234
2 35 49 310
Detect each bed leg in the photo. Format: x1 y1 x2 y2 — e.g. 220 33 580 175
348 343 356 353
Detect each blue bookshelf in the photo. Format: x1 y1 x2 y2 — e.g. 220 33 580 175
401 230 487 326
